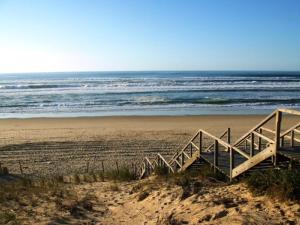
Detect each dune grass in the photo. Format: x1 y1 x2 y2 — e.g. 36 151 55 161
245 168 300 201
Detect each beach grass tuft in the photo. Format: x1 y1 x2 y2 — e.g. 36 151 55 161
246 169 300 201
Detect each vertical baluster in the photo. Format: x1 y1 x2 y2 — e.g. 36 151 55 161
250 133 254 157
274 110 282 166
291 130 295 147
229 147 234 181
227 128 231 144
258 128 262 151
199 131 202 156
214 140 218 173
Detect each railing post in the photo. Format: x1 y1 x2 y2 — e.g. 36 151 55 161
274 110 282 166
291 130 294 147
258 128 262 151
190 143 193 157
229 147 233 181
250 133 254 157
199 131 202 156
181 153 184 166
227 128 231 144
214 140 218 173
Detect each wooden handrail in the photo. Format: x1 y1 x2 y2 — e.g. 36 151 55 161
190 141 199 150
283 135 300 143
233 110 276 146
168 130 200 164
199 129 250 159
252 131 275 144
280 122 300 137
145 157 154 170
278 108 300 116
169 128 230 165
260 127 275 134
157 153 174 173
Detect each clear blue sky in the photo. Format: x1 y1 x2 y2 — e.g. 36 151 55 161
0 0 300 72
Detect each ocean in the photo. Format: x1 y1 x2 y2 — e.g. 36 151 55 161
0 71 299 118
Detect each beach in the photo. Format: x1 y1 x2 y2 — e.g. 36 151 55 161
0 114 298 176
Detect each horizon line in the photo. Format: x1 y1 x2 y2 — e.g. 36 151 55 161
1 69 300 75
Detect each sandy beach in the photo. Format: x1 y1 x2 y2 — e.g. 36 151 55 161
0 114 298 176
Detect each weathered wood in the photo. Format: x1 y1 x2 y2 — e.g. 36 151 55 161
250 133 254 157
232 145 275 178
156 153 174 173
246 138 258 149
258 128 262 151
229 147 233 181
284 134 300 143
227 128 231 144
294 129 300 134
200 129 250 159
280 122 300 137
214 140 218 173
291 130 295 147
190 141 199 150
179 151 200 171
234 110 276 146
274 110 282 167
182 151 191 159
260 127 275 134
252 131 275 144
278 108 300 116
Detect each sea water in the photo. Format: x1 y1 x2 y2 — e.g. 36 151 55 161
0 71 299 118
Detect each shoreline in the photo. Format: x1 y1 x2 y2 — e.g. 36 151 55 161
0 114 298 176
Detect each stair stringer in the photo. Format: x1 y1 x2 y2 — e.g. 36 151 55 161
231 144 275 178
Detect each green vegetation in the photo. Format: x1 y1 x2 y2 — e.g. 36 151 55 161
246 169 300 201
0 211 20 225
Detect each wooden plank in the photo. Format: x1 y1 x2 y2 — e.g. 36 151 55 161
232 145 275 178
278 108 300 116
190 141 199 150
260 127 275 134
281 122 300 138
246 138 258 149
283 135 300 143
145 157 155 170
294 129 300 134
179 151 200 171
214 140 218 173
233 110 276 146
168 131 200 164
182 151 191 159
157 153 174 173
252 131 275 144
200 129 250 159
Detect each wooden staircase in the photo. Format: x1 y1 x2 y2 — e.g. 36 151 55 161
138 108 300 180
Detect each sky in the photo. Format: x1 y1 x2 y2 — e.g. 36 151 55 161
0 0 300 73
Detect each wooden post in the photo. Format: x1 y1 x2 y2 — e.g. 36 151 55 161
116 161 119 174
229 147 234 181
227 128 231 144
281 136 285 147
190 143 193 157
86 161 90 173
291 130 295 147
274 110 282 166
250 133 254 157
214 140 218 173
101 161 105 174
19 161 23 175
181 153 184 166
199 131 202 156
258 128 262 151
